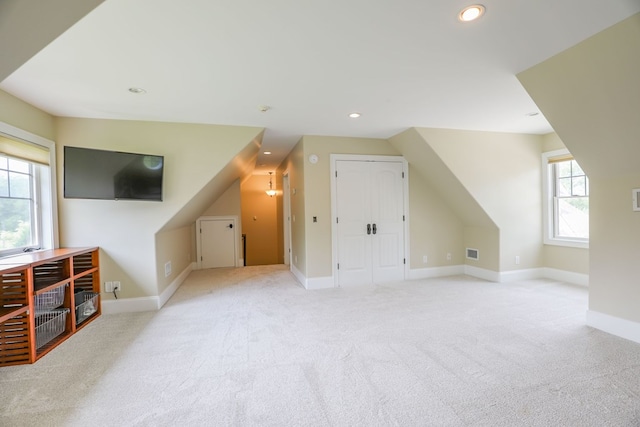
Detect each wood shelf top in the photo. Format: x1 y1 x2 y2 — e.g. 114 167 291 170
0 263 27 275
0 306 29 324
0 247 98 267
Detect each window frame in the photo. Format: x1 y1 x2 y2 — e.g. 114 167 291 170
542 149 589 249
0 155 39 254
0 121 58 258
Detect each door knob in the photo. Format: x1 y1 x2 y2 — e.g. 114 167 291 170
372 223 377 234
367 224 371 235
227 223 233 229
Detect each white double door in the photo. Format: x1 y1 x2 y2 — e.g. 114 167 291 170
335 159 405 286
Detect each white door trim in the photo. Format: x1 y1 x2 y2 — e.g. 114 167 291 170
196 215 240 269
283 171 292 266
330 154 410 287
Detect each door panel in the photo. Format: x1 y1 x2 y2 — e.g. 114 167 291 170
336 161 372 285
336 160 405 286
201 219 236 269
371 162 405 282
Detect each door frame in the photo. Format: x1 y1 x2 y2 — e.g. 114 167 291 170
282 170 292 266
196 215 240 269
330 154 410 287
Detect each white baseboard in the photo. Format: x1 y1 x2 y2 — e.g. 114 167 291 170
101 296 159 314
408 265 465 280
464 265 501 282
101 262 194 314
290 264 306 288
306 276 334 290
542 267 589 287
498 268 542 283
586 310 640 345
290 264 334 290
158 262 194 308
462 265 588 287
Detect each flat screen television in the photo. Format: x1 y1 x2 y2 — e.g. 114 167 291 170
64 146 164 201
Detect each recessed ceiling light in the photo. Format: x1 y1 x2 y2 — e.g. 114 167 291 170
348 112 361 118
458 4 485 22
128 87 146 94
264 151 272 155
259 105 271 112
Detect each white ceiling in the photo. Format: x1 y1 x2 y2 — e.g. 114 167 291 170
2 0 639 173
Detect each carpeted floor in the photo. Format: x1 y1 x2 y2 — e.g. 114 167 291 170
1 265 640 426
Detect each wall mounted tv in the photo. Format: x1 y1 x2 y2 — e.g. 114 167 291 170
64 146 164 201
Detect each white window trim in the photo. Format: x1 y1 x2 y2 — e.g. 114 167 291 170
0 121 59 254
542 149 589 249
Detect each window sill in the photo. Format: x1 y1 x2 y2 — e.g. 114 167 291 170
544 238 589 249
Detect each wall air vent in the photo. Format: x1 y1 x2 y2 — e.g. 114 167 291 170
466 248 479 260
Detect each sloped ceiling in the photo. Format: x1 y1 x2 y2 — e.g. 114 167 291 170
0 0 106 82
2 1 639 173
518 13 640 179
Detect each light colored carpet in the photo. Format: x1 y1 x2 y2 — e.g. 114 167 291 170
1 265 640 426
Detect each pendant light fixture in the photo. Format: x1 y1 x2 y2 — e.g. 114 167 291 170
266 172 276 197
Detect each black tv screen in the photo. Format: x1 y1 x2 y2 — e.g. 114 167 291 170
64 146 164 201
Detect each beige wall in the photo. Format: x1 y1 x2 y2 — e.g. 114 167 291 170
0 90 55 140
241 175 279 265
540 132 589 275
55 117 262 299
590 175 640 320
202 179 241 217
0 0 106 82
155 225 192 294
389 128 499 271
415 128 544 271
408 167 464 268
519 14 640 323
301 136 399 278
541 132 566 153
278 140 306 274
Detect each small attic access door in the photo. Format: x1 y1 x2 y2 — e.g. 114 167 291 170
196 216 239 269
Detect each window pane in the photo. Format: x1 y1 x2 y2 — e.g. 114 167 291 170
557 197 589 239
571 160 584 177
572 176 587 196
8 158 29 173
557 161 572 178
9 172 31 198
557 177 572 197
0 157 7 169
0 198 33 249
0 170 7 197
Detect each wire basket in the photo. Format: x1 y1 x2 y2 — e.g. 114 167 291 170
34 284 66 313
35 309 69 350
75 292 99 325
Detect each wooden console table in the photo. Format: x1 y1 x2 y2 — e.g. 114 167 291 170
0 247 100 366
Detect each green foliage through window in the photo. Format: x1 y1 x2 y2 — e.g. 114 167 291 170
0 156 35 250
554 159 589 240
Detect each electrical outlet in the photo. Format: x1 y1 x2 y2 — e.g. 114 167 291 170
164 261 172 277
105 281 113 292
113 281 121 291
446 253 452 261
423 255 428 264
515 256 520 265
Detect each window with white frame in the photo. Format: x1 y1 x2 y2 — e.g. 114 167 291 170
0 127 56 257
0 155 39 252
542 150 589 247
